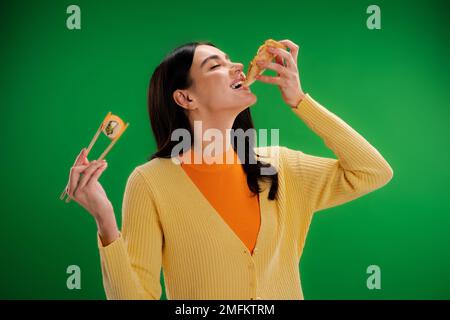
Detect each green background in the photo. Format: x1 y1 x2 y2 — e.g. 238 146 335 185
1 0 449 299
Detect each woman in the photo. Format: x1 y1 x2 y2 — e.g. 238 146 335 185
65 39 394 300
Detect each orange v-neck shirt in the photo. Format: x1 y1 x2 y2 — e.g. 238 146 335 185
179 147 261 254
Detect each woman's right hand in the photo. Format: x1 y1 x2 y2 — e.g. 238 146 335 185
66 149 119 245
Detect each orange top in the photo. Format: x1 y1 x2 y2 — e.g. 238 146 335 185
179 147 261 254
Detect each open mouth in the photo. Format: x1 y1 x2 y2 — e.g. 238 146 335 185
230 81 243 90
229 73 252 93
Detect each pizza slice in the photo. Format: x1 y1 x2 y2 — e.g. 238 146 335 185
243 39 287 87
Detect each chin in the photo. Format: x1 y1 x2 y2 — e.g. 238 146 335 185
239 93 257 109
220 94 257 112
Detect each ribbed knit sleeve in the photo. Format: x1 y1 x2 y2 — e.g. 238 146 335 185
282 93 394 212
97 168 163 299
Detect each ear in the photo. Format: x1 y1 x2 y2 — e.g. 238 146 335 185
173 89 195 110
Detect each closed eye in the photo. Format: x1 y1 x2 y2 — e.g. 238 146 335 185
210 64 221 70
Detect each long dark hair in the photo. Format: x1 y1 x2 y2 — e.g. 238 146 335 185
147 41 279 200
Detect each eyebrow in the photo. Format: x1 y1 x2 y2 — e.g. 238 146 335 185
200 54 230 69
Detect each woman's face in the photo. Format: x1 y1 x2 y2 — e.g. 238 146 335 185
184 45 257 114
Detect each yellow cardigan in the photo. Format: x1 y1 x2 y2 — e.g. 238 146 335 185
97 93 394 300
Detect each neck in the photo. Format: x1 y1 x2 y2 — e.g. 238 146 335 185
192 110 237 152
185 110 239 164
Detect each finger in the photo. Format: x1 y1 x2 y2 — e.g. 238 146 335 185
73 148 87 166
81 155 90 166
278 39 300 63
267 46 295 68
67 164 89 198
67 154 87 196
86 161 108 187
278 39 300 62
256 61 287 76
77 160 105 191
79 149 90 166
255 74 283 86
275 55 285 67
274 56 285 76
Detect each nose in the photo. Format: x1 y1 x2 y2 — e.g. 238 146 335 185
230 62 244 76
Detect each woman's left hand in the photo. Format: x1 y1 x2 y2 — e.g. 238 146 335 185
255 39 305 108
